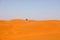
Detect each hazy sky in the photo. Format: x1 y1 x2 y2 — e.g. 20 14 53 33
0 0 60 20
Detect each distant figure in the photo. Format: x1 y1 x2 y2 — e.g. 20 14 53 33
26 18 28 21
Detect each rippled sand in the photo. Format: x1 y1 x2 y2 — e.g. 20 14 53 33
0 19 60 40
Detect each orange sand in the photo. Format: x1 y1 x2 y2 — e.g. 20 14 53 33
0 19 60 40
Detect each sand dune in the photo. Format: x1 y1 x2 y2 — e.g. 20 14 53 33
0 19 60 40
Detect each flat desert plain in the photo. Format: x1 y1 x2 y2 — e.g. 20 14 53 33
0 19 60 40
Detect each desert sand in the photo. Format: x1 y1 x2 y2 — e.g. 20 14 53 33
0 19 60 40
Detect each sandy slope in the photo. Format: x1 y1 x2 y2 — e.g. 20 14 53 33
0 19 60 40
